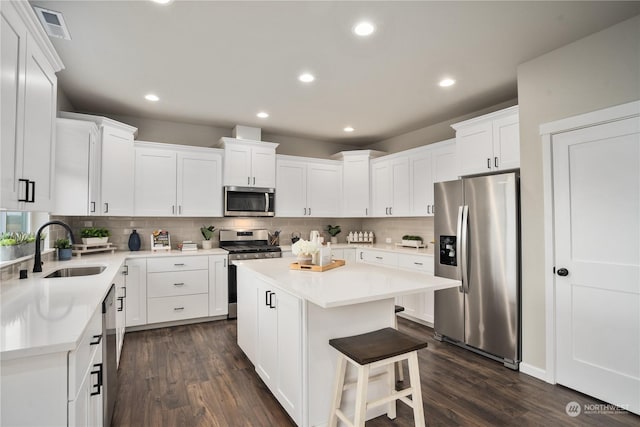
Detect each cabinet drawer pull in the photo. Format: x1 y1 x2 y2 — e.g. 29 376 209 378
375 256 383 260
174 307 185 311
494 156 499 168
90 201 96 213
18 179 29 202
117 296 124 312
414 262 423 266
104 202 109 213
90 334 102 346
28 181 35 203
174 263 185 266
90 363 103 396
487 158 491 169
248 176 251 185
173 282 185 286
308 208 311 216
253 177 256 185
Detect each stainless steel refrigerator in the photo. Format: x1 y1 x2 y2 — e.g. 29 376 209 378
434 171 521 369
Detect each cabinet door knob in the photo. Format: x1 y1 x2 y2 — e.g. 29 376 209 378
557 268 569 277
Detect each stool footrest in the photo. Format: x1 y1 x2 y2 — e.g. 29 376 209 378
335 409 355 427
368 388 413 410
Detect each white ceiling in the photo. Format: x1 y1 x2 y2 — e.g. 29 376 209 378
31 1 640 145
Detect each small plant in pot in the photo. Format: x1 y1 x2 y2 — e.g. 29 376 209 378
55 238 73 261
401 235 424 248
326 225 341 244
200 225 215 249
81 227 110 245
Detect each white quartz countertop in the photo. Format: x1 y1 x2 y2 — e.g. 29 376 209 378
0 248 227 360
235 257 459 309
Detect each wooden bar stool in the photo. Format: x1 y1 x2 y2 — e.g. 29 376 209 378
328 328 427 427
394 305 405 382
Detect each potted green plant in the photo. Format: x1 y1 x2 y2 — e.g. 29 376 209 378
0 232 42 261
401 235 424 248
81 227 110 245
200 225 215 249
54 238 73 261
326 225 341 244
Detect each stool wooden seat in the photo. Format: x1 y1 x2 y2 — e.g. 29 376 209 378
328 328 427 427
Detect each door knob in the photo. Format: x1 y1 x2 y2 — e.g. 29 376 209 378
557 268 569 277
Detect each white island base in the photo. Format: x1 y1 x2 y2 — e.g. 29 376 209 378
236 258 460 426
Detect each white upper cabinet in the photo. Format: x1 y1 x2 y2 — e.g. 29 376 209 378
218 138 279 188
276 156 342 218
371 155 410 217
452 105 519 176
332 150 384 217
134 142 223 217
1 1 63 211
409 139 456 216
60 113 138 216
53 119 100 215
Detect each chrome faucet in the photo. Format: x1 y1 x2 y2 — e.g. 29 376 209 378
33 220 76 273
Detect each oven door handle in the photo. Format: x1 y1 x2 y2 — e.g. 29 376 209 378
265 193 270 213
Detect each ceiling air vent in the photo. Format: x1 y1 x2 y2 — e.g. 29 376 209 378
33 6 71 40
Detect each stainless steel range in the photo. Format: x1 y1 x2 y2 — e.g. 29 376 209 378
220 229 281 319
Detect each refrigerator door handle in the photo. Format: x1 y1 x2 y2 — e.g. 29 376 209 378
456 206 465 293
459 205 470 293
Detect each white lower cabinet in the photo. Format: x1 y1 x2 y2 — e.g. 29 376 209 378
357 247 435 324
208 255 228 317
244 274 302 424
126 254 228 328
114 262 126 367
331 247 356 262
125 258 147 327
1 306 103 426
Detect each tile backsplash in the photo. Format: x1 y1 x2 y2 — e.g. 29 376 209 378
48 216 434 252
2 216 435 280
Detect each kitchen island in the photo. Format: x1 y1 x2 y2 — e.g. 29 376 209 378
235 257 460 427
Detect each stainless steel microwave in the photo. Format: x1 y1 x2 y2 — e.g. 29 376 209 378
224 186 275 217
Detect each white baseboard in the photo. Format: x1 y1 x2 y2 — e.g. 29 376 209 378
520 362 551 383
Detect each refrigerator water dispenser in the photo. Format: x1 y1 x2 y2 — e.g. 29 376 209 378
439 235 457 266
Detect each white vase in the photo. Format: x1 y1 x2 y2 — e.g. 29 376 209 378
330 236 338 244
297 254 312 265
202 240 213 250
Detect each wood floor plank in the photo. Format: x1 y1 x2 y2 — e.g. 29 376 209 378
112 318 639 427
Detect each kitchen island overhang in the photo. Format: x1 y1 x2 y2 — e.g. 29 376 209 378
235 257 460 426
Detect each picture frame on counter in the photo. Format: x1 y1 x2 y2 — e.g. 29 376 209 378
151 230 171 251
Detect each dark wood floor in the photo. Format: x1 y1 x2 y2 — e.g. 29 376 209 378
113 318 639 426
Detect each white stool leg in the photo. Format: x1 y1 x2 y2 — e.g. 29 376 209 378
353 364 370 427
386 362 397 420
394 315 404 382
328 354 347 427
407 351 426 427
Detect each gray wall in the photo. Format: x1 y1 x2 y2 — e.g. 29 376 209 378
367 99 517 154
517 14 640 370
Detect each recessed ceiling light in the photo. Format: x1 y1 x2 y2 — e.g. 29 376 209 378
144 94 159 102
257 112 269 119
344 126 355 133
299 73 315 83
439 78 456 87
354 21 375 36
150 0 173 4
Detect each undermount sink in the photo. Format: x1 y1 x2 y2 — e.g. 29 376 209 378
44 266 106 278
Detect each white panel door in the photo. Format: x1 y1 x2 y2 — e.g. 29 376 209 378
410 151 432 216
390 156 410 216
307 162 341 217
493 114 520 171
276 160 306 217
0 5 24 210
371 160 390 217
101 127 134 215
178 151 222 216
223 144 252 186
456 122 493 176
553 116 639 415
22 36 57 212
208 255 228 317
134 147 176 216
251 146 276 188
